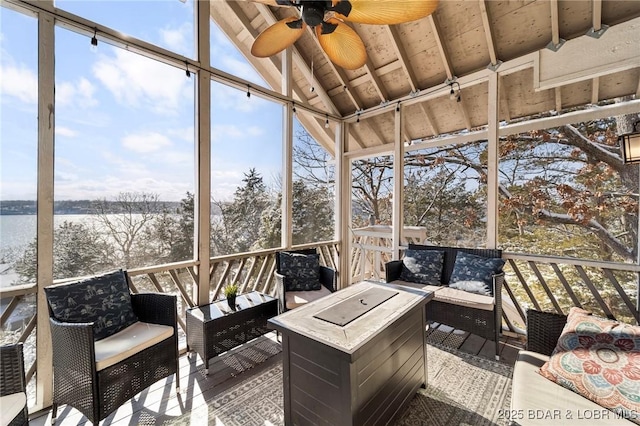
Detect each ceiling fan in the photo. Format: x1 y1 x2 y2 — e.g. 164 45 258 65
249 0 439 70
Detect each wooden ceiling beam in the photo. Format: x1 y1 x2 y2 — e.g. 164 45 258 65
386 25 418 142
550 0 561 48
590 0 603 103
420 104 439 136
499 75 511 121
386 25 418 93
428 14 454 81
362 58 389 103
555 87 563 112
592 0 603 31
591 77 600 104
478 0 499 68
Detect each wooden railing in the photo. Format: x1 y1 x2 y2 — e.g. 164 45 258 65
350 230 640 332
3 236 638 398
0 240 340 390
350 225 427 282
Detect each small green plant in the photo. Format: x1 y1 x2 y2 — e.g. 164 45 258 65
223 283 238 298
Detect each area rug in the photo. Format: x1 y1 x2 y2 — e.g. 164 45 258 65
168 343 513 426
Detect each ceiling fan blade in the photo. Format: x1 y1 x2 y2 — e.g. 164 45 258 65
316 18 366 70
251 17 306 58
335 0 439 25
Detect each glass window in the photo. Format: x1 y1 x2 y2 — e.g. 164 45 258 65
55 0 195 58
210 18 269 89
1 7 38 287
404 141 488 247
0 5 38 406
210 80 283 256
292 110 336 245
53 26 195 277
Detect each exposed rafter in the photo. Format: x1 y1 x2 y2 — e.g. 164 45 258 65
478 0 499 69
428 14 453 81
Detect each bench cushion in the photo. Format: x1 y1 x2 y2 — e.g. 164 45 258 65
279 252 321 291
285 285 332 310
433 286 494 311
388 280 492 310
400 249 444 285
512 350 634 425
450 252 504 296
94 321 174 371
0 392 26 426
45 269 138 340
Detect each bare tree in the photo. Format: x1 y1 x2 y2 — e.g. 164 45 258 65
92 192 161 268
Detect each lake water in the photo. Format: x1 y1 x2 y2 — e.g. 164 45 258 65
0 214 117 287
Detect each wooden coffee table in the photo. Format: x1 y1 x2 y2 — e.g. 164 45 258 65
186 291 277 373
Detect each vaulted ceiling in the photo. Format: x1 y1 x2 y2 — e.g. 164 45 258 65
210 0 640 155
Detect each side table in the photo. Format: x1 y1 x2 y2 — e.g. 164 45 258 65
186 291 277 373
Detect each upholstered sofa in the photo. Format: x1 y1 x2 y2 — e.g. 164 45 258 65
511 309 638 425
385 244 505 358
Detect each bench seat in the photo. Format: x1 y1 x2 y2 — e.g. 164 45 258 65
390 280 494 311
95 321 174 371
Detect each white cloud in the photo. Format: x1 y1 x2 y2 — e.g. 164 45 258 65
0 62 37 104
56 77 98 109
93 48 189 115
212 124 264 142
121 132 172 153
55 127 78 137
160 22 192 53
167 126 194 143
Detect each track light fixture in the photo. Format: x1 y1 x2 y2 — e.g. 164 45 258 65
246 85 251 98
185 61 191 78
356 110 361 123
396 102 400 112
90 28 98 52
292 103 296 116
448 80 461 102
325 114 330 128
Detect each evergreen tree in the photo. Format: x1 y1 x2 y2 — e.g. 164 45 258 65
212 169 272 254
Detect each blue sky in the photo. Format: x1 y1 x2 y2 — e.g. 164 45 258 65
0 0 286 202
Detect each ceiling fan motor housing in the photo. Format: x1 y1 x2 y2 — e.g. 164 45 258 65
301 1 332 27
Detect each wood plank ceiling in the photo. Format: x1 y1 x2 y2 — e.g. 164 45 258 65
210 0 640 155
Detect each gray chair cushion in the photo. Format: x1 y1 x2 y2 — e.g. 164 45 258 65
279 252 321 291
44 269 138 341
449 252 505 296
400 249 444 285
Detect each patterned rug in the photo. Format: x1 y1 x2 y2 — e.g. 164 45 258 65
168 342 513 426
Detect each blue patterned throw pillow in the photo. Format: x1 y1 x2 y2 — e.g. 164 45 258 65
449 252 505 296
400 249 444 285
44 269 138 341
279 252 321 291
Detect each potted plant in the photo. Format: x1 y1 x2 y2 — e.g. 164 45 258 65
223 283 239 310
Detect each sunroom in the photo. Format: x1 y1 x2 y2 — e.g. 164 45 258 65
1 0 640 424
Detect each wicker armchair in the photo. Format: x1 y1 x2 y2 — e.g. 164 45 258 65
44 270 180 425
0 342 28 426
386 244 504 358
275 248 337 312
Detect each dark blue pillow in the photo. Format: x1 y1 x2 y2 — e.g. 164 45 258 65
400 249 444 285
279 252 321 291
44 269 138 341
449 252 505 296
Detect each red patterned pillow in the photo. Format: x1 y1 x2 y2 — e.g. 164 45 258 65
539 307 640 424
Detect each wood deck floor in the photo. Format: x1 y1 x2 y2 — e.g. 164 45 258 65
28 325 525 425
